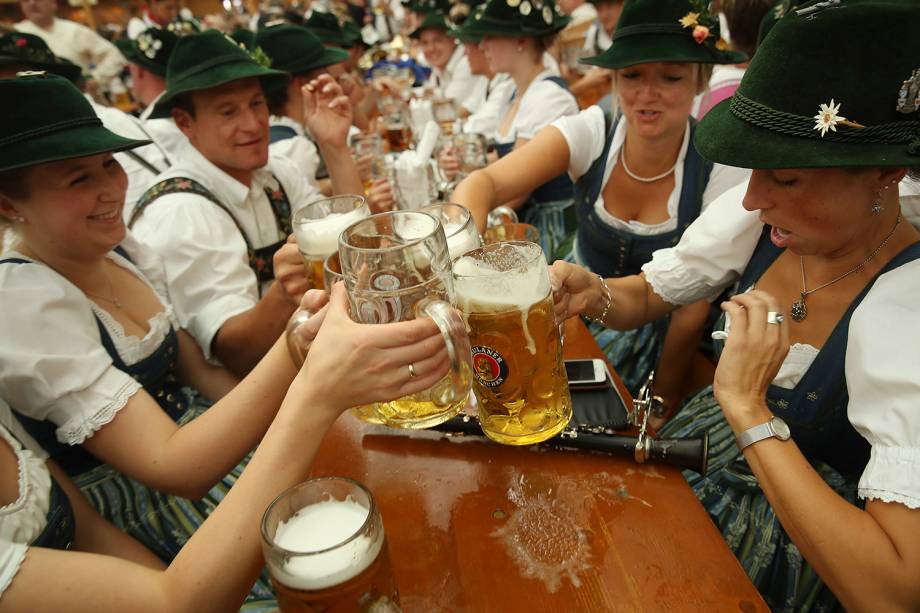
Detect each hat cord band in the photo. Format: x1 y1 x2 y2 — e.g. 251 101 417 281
731 92 920 146
0 116 101 147
168 53 251 86
612 23 687 41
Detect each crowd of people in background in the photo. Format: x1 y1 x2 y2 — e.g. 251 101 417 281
1 0 919 610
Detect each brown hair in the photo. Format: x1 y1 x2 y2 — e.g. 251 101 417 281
718 0 775 57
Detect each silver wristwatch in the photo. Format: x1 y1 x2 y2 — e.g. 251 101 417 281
736 416 791 451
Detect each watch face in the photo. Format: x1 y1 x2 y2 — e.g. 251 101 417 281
772 417 791 440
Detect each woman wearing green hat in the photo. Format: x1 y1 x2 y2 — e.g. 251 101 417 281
0 73 450 609
551 0 920 608
454 0 749 401
457 0 579 260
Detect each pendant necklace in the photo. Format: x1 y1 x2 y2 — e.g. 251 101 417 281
84 266 122 309
620 139 679 183
791 213 901 322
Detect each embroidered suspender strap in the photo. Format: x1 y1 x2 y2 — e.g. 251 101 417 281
264 176 293 236
127 177 254 251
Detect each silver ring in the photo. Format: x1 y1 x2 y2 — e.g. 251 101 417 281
407 363 417 378
766 311 785 325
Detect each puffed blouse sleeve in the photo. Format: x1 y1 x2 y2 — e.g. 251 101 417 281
0 260 142 446
846 260 920 509
640 180 764 305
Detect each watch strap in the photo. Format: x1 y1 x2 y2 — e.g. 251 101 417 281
736 420 776 451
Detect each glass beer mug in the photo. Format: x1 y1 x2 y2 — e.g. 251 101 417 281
261 477 400 613
453 241 573 445
419 202 482 260
338 210 472 429
292 195 370 291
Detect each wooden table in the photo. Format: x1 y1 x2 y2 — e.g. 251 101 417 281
310 318 768 612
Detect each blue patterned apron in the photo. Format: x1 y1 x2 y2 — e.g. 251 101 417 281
569 114 712 394
495 76 576 260
659 229 920 611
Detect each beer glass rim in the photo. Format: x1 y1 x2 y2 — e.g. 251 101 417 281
338 210 442 255
419 202 473 238
452 240 544 278
260 476 377 557
292 194 367 226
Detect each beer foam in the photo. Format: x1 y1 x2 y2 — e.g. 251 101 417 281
453 246 550 311
272 498 384 591
295 209 365 257
444 224 480 260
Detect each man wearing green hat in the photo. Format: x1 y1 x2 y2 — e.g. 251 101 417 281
129 30 362 376
411 9 486 108
257 23 350 194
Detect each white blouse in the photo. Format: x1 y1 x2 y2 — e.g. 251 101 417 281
0 398 52 600
642 183 920 509
552 105 751 236
268 115 322 189
494 69 578 147
0 234 178 446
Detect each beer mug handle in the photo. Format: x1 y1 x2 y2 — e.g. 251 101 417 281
487 206 518 228
285 307 315 368
414 298 472 400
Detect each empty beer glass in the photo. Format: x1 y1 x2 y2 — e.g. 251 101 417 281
453 241 573 445
261 477 400 613
420 202 482 260
339 211 472 429
293 195 370 291
483 222 540 245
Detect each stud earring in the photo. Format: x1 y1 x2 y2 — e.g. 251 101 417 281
871 192 883 214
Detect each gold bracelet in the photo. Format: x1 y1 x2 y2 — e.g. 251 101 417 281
591 274 612 326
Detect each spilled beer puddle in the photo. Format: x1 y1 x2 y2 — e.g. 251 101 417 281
491 470 651 593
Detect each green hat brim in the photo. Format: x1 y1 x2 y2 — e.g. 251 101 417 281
0 55 83 83
148 59 289 119
409 14 450 38
460 12 570 38
1 122 147 172
695 98 918 170
287 46 349 75
580 32 746 69
115 38 167 77
448 28 482 43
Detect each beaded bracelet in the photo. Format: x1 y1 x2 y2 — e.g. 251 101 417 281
591 274 612 326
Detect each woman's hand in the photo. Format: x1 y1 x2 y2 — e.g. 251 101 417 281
438 144 460 181
302 74 353 147
301 283 451 410
273 236 308 305
549 260 606 324
366 178 396 213
713 290 790 433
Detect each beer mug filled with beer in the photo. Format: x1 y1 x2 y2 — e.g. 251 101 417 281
293 195 370 291
339 210 472 428
261 477 400 613
453 241 573 445
419 202 482 260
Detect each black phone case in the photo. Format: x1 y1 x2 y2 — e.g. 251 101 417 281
569 380 630 430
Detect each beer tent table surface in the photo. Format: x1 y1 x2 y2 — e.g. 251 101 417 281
309 317 769 612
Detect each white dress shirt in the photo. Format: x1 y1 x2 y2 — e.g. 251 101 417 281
269 115 322 187
463 73 514 138
582 21 614 56
140 93 190 158
129 140 321 356
433 45 488 109
15 18 125 84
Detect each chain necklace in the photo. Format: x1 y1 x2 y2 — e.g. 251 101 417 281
620 139 679 183
84 267 122 310
791 213 901 322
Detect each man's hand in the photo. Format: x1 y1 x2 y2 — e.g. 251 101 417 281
302 74 354 147
274 235 309 306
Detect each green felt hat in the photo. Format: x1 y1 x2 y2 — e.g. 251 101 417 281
256 24 348 75
230 27 257 50
580 0 746 69
0 73 147 172
461 0 571 38
449 4 486 41
757 0 798 44
115 27 178 77
147 30 288 119
409 10 451 38
303 11 347 47
0 32 82 83
696 0 920 169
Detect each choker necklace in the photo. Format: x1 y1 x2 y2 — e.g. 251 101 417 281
791 213 901 322
620 139 679 183
84 267 122 310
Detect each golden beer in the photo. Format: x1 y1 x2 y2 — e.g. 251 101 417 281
262 479 400 613
454 242 572 445
385 126 411 152
302 255 326 291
